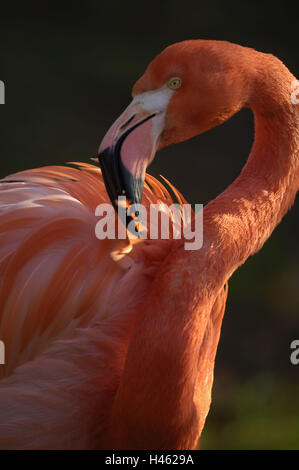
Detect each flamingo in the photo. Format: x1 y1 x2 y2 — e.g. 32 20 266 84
0 40 298 450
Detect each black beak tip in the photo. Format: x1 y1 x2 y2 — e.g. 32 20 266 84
98 146 122 210
98 145 144 205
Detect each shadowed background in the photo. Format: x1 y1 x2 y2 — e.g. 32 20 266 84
0 1 298 449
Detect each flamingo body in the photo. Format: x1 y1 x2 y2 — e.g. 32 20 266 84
0 40 298 449
0 163 194 448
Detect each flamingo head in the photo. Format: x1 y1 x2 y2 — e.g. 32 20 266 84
98 40 252 215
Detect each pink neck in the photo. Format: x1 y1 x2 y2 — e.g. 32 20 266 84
203 101 298 283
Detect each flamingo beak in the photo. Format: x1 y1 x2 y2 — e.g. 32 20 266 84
98 88 173 223
98 111 156 211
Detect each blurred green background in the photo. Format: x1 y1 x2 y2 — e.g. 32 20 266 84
0 1 298 449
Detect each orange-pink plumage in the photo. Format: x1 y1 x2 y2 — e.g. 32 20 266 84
0 40 298 449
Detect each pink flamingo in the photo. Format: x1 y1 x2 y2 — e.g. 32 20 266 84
0 40 298 449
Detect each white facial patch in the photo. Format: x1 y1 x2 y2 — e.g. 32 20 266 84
131 86 174 150
132 86 175 113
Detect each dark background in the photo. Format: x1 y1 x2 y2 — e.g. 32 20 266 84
0 1 298 449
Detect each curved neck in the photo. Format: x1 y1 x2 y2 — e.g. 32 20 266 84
203 98 298 281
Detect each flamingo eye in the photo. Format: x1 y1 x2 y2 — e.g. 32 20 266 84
167 77 182 90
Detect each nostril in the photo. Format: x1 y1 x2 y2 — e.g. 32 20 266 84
120 114 137 131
